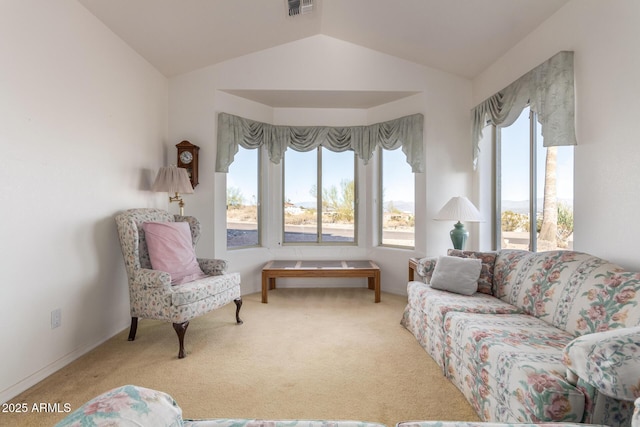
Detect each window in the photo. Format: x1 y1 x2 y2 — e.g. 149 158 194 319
379 147 415 248
283 147 356 244
498 106 574 252
226 146 260 248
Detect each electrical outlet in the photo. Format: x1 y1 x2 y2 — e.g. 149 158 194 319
51 308 61 329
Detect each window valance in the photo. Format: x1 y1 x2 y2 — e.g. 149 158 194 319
216 112 424 173
471 51 577 169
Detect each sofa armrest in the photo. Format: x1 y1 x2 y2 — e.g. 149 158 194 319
563 326 640 401
198 258 228 276
134 268 172 291
415 256 438 283
55 385 182 427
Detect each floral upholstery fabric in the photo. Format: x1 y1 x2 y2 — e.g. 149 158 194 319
401 281 520 370
493 250 640 336
115 208 242 324
53 385 640 427
56 386 388 427
397 423 606 427
199 258 228 275
118 208 174 272
171 273 240 307
55 385 183 427
444 312 582 422
186 420 386 427
563 326 640 401
403 249 640 426
447 250 497 295
170 279 241 323
576 378 637 426
416 257 438 283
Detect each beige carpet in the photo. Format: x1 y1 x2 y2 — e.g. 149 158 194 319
5 288 479 426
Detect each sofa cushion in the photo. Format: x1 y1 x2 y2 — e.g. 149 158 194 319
143 221 207 285
493 250 640 336
401 281 521 370
445 312 583 422
171 272 241 307
447 249 497 295
55 385 182 427
430 256 482 296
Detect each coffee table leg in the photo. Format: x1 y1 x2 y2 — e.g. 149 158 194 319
262 272 268 303
374 271 380 303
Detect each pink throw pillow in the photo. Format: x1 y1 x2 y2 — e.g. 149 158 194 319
142 221 207 285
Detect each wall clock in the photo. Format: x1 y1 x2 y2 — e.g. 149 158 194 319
176 140 199 188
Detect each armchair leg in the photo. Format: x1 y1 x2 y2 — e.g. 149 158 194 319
234 298 243 324
172 321 189 359
128 317 138 341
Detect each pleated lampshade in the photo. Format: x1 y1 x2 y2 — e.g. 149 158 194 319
434 196 482 250
435 196 482 222
152 165 193 194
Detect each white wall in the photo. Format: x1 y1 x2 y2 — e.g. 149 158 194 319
0 0 168 402
169 35 473 296
472 0 640 270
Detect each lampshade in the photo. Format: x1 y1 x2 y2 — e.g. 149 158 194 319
435 196 482 222
435 196 482 250
152 165 194 194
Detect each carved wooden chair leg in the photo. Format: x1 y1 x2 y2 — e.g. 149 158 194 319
234 298 243 324
172 321 190 359
128 317 138 341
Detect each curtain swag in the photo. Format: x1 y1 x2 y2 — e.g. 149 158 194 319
216 112 425 173
471 50 577 169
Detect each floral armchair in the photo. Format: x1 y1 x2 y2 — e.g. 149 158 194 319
115 208 242 358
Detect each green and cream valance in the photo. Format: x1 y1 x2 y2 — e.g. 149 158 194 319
216 112 424 173
471 51 577 169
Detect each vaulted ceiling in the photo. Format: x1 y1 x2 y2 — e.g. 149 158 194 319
78 0 569 80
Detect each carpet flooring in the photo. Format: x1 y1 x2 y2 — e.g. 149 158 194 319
3 288 479 426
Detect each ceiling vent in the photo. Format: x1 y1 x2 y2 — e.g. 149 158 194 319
288 0 314 17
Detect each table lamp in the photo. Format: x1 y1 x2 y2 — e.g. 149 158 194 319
435 196 482 250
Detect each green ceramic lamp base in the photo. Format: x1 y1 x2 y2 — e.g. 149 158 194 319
450 221 468 250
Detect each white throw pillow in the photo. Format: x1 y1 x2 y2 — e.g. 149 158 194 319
430 255 482 295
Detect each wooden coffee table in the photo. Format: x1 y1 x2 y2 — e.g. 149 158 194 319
261 260 381 303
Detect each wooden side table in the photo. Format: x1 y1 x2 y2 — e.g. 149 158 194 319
408 257 419 281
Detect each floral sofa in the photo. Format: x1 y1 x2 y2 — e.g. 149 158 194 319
54 385 387 427
401 249 640 426
54 385 640 427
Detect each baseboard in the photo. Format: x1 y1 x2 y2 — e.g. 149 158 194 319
0 323 129 404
